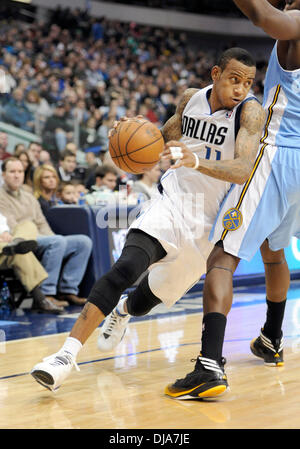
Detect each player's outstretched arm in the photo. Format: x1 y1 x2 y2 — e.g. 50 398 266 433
161 100 266 185
161 88 198 142
233 0 300 40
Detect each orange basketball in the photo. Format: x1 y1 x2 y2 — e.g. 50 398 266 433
109 118 164 174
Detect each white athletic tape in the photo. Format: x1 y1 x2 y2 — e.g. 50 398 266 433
193 153 200 169
169 146 183 160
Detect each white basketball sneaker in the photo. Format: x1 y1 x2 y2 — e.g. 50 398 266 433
97 295 131 352
30 350 80 391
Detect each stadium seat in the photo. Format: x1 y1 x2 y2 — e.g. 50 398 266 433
44 205 99 297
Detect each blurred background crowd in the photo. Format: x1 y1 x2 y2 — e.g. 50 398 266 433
0 3 268 208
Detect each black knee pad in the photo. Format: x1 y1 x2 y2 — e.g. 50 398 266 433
124 229 167 264
127 274 162 316
88 230 166 316
88 246 150 315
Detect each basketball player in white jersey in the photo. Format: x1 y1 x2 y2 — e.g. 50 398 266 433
30 48 266 395
164 0 300 400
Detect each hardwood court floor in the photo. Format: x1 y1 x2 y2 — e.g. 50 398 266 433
1 282 300 429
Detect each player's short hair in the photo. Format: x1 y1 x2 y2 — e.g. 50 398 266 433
217 47 256 71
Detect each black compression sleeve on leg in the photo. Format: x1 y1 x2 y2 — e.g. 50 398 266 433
88 230 166 316
201 312 227 363
263 298 286 341
88 245 151 316
124 229 167 262
127 273 162 316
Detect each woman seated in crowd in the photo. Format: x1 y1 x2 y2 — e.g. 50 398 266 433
33 164 60 214
34 164 88 211
15 149 34 193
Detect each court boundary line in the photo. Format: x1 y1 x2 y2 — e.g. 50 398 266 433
1 333 298 382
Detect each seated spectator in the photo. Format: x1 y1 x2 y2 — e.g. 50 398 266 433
16 150 34 193
72 180 88 204
2 88 35 132
89 164 118 193
0 212 63 314
86 150 102 171
57 149 83 182
79 116 103 152
84 164 118 206
89 80 107 109
132 164 162 201
14 143 26 154
33 164 60 215
97 115 116 151
43 101 73 152
25 89 52 128
71 99 90 125
28 141 42 168
44 77 64 105
39 149 53 165
0 132 12 187
1 157 92 307
0 132 12 161
57 181 78 205
84 149 103 189
65 142 86 169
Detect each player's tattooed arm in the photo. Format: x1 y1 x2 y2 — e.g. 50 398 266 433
200 100 266 184
231 99 266 181
162 100 266 185
161 88 198 142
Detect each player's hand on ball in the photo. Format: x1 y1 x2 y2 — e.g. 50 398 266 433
161 141 198 169
108 115 146 138
108 119 122 138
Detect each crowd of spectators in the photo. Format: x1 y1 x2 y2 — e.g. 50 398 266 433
0 132 166 206
1 6 268 202
0 7 267 151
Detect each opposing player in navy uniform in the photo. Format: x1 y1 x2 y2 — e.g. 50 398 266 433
164 0 300 400
30 48 266 394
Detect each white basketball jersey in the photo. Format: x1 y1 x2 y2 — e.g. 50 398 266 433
160 85 256 232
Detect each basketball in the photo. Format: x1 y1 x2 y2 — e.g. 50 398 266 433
108 118 164 174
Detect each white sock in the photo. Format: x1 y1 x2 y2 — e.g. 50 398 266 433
116 295 129 316
61 337 83 359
